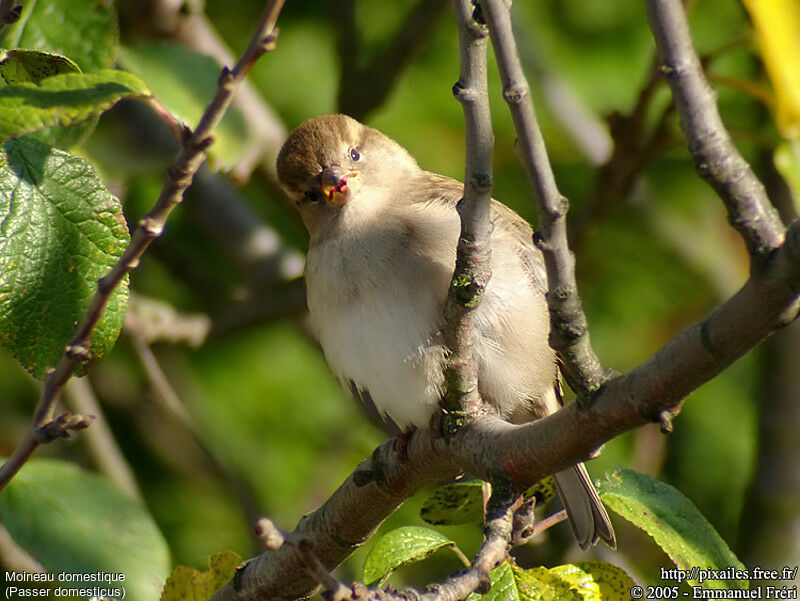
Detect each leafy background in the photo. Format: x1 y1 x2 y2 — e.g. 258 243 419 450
0 0 797 596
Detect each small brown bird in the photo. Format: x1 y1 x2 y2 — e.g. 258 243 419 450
277 114 615 549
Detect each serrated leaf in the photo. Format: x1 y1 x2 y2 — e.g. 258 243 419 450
0 69 150 142
0 459 171 601
528 476 558 505
519 565 583 601
466 562 517 601
468 560 637 601
420 478 485 525
362 526 458 586
0 136 130 378
597 468 748 589
0 49 81 85
0 0 118 148
160 551 242 601
574 562 638 601
0 0 117 72
420 477 557 526
118 43 249 171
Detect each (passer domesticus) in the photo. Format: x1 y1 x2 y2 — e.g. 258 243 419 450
277 114 615 549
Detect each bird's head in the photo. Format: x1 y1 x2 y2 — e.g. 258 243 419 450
277 114 419 235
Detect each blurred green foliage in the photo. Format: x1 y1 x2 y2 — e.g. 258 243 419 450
0 0 792 593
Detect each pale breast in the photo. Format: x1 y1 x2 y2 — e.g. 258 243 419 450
305 197 557 430
305 208 456 430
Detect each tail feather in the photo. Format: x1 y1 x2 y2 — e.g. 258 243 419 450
553 463 616 550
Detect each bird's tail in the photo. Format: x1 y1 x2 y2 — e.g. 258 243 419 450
553 463 616 550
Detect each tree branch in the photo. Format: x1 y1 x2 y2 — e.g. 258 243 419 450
0 0 288 494
210 211 800 601
479 0 610 395
644 0 785 269
64 378 143 502
336 0 450 121
211 433 461 600
440 0 495 423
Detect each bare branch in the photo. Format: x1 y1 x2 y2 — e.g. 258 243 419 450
336 0 450 121
419 485 519 601
255 519 354 601
214 210 800 598
440 0 495 423
129 332 264 532
0 523 43 574
644 0 784 268
0 0 288 494
479 0 610 395
211 433 461 601
64 378 143 502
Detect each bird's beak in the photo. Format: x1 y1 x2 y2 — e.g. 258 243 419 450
319 166 360 206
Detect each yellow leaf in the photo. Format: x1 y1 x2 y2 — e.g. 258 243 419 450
742 0 800 137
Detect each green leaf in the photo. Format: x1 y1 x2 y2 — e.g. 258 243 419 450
118 42 249 171
0 0 118 72
420 478 485 525
574 562 639 601
420 477 558 526
466 562 518 601
0 0 118 147
467 560 637 601
362 525 459 586
527 476 558 505
0 136 130 378
0 69 150 142
597 468 748 589
0 459 171 601
0 49 81 85
160 551 242 601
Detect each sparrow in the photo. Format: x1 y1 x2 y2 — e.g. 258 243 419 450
276 114 615 549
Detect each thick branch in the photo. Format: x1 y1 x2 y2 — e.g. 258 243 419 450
213 215 800 600
479 0 609 394
211 434 461 601
440 0 495 422
644 0 784 267
0 0 288 494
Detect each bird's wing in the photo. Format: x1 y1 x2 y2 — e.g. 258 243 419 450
413 172 548 294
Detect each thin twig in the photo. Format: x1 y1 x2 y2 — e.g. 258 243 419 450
418 484 520 601
255 519 354 601
0 0 288 494
64 378 143 502
0 523 44 574
129 331 263 532
479 0 610 395
529 509 567 539
644 0 784 269
336 0 450 121
440 0 495 425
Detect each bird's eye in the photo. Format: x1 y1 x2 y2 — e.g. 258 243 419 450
349 147 361 161
304 189 324 203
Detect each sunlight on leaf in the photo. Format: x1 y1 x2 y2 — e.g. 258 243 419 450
598 469 748 590
160 550 243 601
